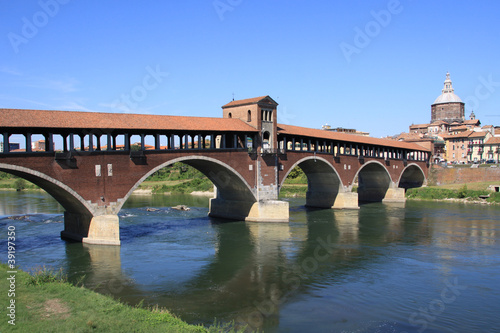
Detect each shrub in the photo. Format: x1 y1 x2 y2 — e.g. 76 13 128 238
457 184 468 198
406 187 491 201
284 166 307 184
488 192 500 203
14 178 26 191
26 266 67 286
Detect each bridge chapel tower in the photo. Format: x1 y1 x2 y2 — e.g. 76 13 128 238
222 96 278 152
218 96 288 219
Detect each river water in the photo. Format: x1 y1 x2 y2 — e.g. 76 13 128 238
1 190 499 332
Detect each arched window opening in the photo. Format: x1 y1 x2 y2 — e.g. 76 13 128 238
263 131 271 150
247 110 251 122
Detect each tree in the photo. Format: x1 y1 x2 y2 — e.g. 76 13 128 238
14 178 26 191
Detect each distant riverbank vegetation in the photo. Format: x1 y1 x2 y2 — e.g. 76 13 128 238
0 263 243 332
406 183 500 204
0 172 39 191
140 163 214 194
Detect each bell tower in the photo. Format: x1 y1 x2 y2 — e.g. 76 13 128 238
222 95 278 152
216 95 288 221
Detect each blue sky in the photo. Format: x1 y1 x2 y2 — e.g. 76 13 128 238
1 0 500 138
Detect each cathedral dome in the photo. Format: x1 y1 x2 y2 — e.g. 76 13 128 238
433 92 462 104
432 72 463 105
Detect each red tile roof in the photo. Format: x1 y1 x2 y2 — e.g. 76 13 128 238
464 119 480 125
443 130 492 140
451 125 468 131
0 108 258 132
430 120 448 125
222 96 277 108
486 137 500 145
468 131 489 138
277 124 430 151
442 130 474 139
409 123 429 129
396 132 424 141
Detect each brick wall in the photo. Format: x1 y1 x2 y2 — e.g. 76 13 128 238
429 165 500 185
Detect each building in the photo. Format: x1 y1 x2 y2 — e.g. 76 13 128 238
0 142 20 153
484 137 500 162
222 96 278 152
442 129 493 164
431 72 465 124
398 72 498 164
32 140 51 151
321 124 370 136
442 131 472 164
468 131 492 163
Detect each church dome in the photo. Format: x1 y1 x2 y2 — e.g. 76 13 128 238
433 92 462 104
432 72 463 105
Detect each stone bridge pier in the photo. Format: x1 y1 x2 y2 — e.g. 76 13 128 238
0 161 122 245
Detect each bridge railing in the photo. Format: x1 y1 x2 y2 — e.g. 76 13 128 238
1 131 260 155
279 136 430 163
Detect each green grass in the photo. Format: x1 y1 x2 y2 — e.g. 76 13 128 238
151 177 214 194
25 266 67 286
406 184 494 202
279 184 307 197
425 181 499 191
283 166 307 184
0 264 244 333
486 192 500 203
0 175 40 191
137 163 215 194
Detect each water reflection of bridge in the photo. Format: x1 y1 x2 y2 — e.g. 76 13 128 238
66 202 479 330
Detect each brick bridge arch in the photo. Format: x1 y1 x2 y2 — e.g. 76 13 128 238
118 156 257 212
354 161 393 203
0 161 121 245
0 151 285 245
0 163 94 216
280 156 346 208
280 158 426 208
398 163 427 189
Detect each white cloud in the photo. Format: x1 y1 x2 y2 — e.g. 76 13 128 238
23 76 79 93
0 69 79 93
55 101 95 112
0 94 53 109
0 66 22 76
98 101 169 114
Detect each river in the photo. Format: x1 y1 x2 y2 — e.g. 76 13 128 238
1 190 499 332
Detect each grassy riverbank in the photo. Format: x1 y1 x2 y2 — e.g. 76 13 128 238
0 174 40 191
0 264 241 332
406 182 500 204
137 163 214 194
